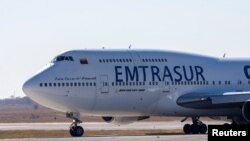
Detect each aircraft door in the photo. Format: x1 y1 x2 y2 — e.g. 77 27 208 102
130 51 141 65
100 75 109 94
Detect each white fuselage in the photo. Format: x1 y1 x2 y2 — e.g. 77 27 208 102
23 50 250 118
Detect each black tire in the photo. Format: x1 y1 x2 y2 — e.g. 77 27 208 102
69 126 76 137
199 124 207 134
183 124 192 134
75 126 84 137
191 124 200 134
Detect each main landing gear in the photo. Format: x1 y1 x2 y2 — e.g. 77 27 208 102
182 117 207 134
66 112 84 137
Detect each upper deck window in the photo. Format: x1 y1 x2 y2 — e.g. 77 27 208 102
52 56 74 63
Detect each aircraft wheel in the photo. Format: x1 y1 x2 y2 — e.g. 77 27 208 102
183 124 192 134
70 126 84 137
70 126 76 137
199 124 207 134
75 126 84 137
191 124 200 134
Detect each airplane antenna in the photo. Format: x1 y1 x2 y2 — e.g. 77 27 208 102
102 47 105 50
223 53 226 58
129 44 131 49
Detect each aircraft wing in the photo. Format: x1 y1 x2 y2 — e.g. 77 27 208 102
177 92 250 109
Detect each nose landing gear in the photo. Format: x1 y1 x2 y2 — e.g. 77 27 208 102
66 112 84 137
182 117 207 134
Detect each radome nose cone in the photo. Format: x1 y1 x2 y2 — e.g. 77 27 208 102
22 80 29 95
22 79 33 96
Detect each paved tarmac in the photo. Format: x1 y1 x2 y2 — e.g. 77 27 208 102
0 121 222 141
0 121 224 131
2 135 206 141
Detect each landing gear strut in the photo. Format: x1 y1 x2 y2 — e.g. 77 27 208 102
182 117 207 134
66 112 84 137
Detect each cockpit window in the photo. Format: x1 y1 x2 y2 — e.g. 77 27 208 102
52 56 74 63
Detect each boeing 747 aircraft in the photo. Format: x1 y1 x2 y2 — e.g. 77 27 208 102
23 50 250 137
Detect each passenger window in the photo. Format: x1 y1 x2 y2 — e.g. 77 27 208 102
44 83 47 87
166 81 169 85
40 83 43 87
238 81 242 85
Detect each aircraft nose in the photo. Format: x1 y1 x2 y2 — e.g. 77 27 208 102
22 77 37 97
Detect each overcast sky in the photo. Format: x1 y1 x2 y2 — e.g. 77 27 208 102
0 0 250 99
